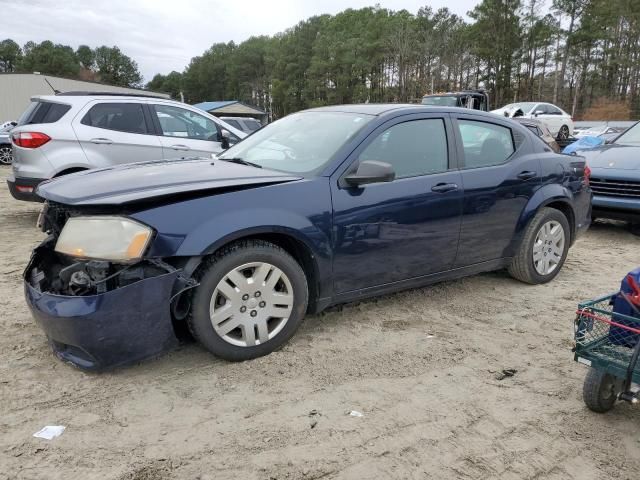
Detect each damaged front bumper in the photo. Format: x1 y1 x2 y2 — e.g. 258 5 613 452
24 243 181 370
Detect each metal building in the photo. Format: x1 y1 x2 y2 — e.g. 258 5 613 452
193 101 267 123
0 73 170 122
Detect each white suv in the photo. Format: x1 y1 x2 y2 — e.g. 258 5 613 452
7 93 246 201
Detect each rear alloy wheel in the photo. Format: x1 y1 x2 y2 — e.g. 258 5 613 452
188 240 308 361
532 220 565 276
0 145 12 165
557 125 570 141
508 207 570 284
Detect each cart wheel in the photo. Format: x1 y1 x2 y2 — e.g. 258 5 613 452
583 368 618 413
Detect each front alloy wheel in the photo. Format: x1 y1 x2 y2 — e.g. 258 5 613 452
0 145 12 165
188 240 308 361
210 262 294 347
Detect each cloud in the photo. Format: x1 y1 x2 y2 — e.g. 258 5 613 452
4 0 478 82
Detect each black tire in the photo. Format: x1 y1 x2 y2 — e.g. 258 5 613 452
557 125 570 141
583 368 619 413
188 240 308 361
508 207 570 284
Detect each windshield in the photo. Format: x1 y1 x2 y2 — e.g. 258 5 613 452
217 111 372 174
613 122 640 145
422 96 459 107
504 102 537 114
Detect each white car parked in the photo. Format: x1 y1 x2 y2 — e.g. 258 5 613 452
491 102 574 140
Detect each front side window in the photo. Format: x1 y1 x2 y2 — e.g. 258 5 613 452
458 120 515 168
356 119 448 179
217 111 372 174
153 105 219 141
81 103 149 134
544 104 562 115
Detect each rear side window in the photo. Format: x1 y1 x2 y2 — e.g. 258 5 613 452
81 103 149 134
524 125 539 136
17 102 71 126
457 120 515 169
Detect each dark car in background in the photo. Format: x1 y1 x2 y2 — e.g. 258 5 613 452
0 122 16 165
578 121 640 224
25 104 591 370
512 117 561 153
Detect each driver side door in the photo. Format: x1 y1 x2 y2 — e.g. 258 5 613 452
330 114 463 294
150 104 224 159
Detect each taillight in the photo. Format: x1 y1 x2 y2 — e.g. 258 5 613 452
12 132 51 149
583 165 591 186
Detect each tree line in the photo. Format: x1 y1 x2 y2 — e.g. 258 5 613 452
149 0 640 120
3 1 639 119
0 40 142 88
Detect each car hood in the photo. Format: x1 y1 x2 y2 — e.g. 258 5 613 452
578 143 640 170
37 158 303 206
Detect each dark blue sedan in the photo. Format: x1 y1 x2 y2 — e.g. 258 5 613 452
25 105 592 369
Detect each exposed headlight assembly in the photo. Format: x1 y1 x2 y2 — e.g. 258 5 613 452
55 216 153 262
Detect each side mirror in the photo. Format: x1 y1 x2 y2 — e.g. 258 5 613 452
220 129 230 149
344 160 395 187
534 110 544 116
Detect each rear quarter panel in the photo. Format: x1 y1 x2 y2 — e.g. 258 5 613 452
509 152 591 254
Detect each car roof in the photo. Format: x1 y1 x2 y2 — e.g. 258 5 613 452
32 94 188 104
304 103 499 118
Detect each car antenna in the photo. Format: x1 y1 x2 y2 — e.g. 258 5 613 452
43 76 61 94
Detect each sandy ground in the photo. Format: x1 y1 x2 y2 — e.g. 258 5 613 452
1 165 639 480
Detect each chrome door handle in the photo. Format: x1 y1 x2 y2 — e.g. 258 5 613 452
431 183 459 193
90 138 113 145
170 144 190 151
517 171 537 180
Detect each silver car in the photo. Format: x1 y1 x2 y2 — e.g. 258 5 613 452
7 93 246 201
0 122 15 165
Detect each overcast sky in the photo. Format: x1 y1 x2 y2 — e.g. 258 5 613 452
4 0 479 83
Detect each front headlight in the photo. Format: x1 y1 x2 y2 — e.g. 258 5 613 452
55 216 153 262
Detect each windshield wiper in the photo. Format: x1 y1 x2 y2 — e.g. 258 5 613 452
218 157 263 169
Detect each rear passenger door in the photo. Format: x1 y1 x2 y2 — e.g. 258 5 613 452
149 104 225 159
452 115 542 267
73 101 164 167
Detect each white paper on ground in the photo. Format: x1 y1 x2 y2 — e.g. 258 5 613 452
33 425 66 440
348 410 364 417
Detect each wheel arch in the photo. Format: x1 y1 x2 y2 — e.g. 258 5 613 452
510 186 577 256
54 167 89 178
191 228 327 314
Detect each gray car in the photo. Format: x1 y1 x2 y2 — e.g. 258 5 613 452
219 116 263 133
0 122 15 165
7 93 246 201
